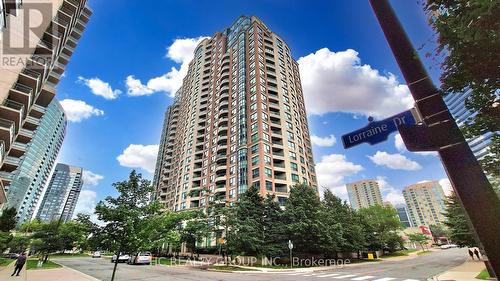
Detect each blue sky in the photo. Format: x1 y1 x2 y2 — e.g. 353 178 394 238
54 0 452 215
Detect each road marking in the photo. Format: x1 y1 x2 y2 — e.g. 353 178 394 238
352 276 375 280
334 274 357 279
402 279 420 281
372 278 396 281
317 273 340 277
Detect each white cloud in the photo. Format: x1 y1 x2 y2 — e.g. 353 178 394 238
78 76 122 100
125 36 208 97
368 151 422 171
316 154 363 199
117 144 159 173
311 134 336 147
439 178 453 196
377 176 405 205
298 48 414 118
59 99 104 122
394 133 438 156
82 170 104 187
73 189 97 217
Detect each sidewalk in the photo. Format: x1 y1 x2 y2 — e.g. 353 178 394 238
0 260 98 281
429 259 491 281
0 261 26 279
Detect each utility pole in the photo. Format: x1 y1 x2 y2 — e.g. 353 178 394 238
368 0 500 276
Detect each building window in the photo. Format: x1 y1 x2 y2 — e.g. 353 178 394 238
252 155 259 166
291 174 300 182
265 168 272 178
265 181 273 191
291 162 298 171
252 168 260 178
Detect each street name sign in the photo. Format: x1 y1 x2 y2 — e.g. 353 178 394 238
342 110 416 149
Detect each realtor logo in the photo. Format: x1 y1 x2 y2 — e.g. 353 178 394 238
1 2 54 68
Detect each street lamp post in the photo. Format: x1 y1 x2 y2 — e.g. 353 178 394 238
368 0 500 276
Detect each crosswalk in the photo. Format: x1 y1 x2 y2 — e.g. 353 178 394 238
246 272 421 281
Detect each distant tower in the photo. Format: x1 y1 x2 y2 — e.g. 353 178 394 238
395 204 413 228
403 181 446 227
346 179 383 210
4 100 66 225
36 163 83 222
153 16 317 211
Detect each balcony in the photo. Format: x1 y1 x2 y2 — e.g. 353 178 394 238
0 100 25 133
48 70 62 85
9 83 34 109
24 116 40 130
2 156 20 171
36 84 56 107
29 104 46 120
58 51 71 65
16 128 34 144
0 119 15 150
9 141 26 158
19 68 41 94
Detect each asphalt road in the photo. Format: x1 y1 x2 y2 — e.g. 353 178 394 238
55 248 467 281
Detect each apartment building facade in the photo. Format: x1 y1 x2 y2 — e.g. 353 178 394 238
36 163 83 222
153 16 317 211
0 0 91 208
403 181 446 227
346 179 383 210
4 99 66 224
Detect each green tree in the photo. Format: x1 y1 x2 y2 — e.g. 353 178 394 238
0 207 17 232
8 236 30 253
31 221 64 261
424 0 500 176
0 232 13 253
429 224 450 242
94 170 156 254
358 205 404 252
443 192 476 247
319 190 345 257
228 186 266 256
408 232 431 251
283 183 323 254
262 195 287 259
180 211 210 258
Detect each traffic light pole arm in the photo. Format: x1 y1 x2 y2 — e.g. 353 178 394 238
368 0 500 276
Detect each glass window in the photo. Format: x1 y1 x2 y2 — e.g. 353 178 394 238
264 156 271 165
251 144 259 154
265 168 272 178
291 174 300 182
251 133 258 142
252 155 259 166
252 168 260 178
291 162 298 171
265 181 273 191
264 144 271 153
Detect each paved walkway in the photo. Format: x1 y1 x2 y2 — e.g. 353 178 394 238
429 259 489 281
0 260 97 281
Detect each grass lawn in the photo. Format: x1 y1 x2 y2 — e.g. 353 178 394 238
476 269 490 280
0 257 14 266
209 265 259 271
384 249 418 257
416 250 432 256
26 259 62 270
49 253 89 259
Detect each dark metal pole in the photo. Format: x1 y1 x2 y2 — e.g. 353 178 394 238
368 0 500 276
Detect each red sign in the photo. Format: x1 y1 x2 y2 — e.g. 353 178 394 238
419 225 432 235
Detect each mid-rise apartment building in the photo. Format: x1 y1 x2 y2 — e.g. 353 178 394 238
403 181 446 227
153 16 317 211
36 163 83 222
4 99 66 225
0 0 91 208
346 179 383 210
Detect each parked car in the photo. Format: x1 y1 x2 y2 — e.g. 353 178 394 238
91 251 101 258
128 252 152 265
111 253 130 263
440 244 458 249
4 253 19 259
